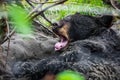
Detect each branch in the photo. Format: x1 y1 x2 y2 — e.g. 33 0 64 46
27 3 45 18
29 0 67 22
40 13 53 25
29 0 48 4
26 0 54 34
26 0 56 17
1 28 15 44
33 20 56 36
26 0 34 8
29 0 64 4
110 0 120 12
25 0 67 36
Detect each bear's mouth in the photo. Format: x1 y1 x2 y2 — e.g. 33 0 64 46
52 22 70 51
55 35 68 51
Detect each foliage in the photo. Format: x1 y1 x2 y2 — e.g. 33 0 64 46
43 0 113 25
56 70 85 80
2 0 116 31
66 0 105 7
8 4 33 35
8 0 113 27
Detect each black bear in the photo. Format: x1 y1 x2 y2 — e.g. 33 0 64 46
12 13 120 80
52 13 114 51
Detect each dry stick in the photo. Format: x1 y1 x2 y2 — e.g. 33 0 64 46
29 0 63 4
30 0 67 20
41 13 53 25
38 0 67 34
29 0 48 4
26 0 67 35
5 19 11 69
26 0 54 34
27 0 48 18
110 0 120 12
3 19 15 69
1 28 15 44
5 38 10 69
26 0 52 27
27 3 44 17
26 0 34 8
28 0 67 34
33 20 55 36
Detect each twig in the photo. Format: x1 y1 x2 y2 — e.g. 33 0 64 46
110 0 120 12
26 0 61 35
29 0 48 4
26 0 34 8
5 38 10 69
26 0 47 22
1 28 15 44
27 3 44 18
29 0 63 4
26 0 67 36
26 0 53 33
40 13 53 24
5 19 11 69
33 20 54 35
6 18 10 36
27 0 49 18
30 0 67 21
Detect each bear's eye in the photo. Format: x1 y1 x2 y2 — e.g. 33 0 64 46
57 21 65 28
52 22 63 28
58 24 64 28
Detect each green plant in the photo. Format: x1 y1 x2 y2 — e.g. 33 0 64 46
56 70 85 80
8 4 33 35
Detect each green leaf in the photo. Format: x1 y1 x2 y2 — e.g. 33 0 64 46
56 70 85 80
8 4 32 35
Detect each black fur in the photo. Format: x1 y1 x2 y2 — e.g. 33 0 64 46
12 13 120 80
65 13 113 41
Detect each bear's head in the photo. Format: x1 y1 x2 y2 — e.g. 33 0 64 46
52 13 113 51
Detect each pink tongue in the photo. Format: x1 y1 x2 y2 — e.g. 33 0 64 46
55 41 68 51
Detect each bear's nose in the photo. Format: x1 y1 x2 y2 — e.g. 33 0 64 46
52 23 58 26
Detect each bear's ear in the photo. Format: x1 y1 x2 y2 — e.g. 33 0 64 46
98 15 114 28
